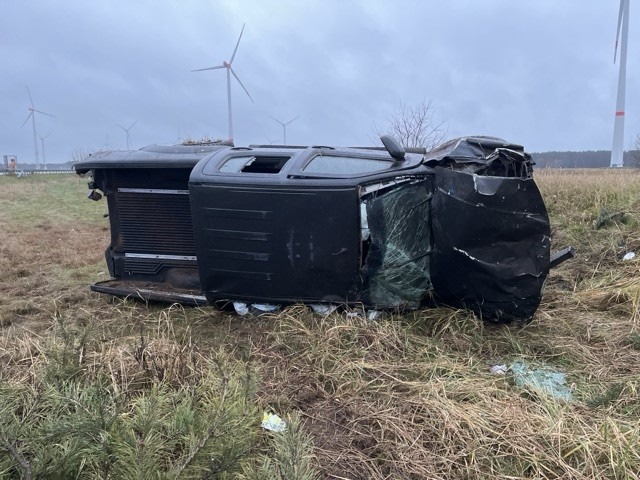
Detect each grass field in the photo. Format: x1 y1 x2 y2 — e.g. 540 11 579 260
0 170 639 479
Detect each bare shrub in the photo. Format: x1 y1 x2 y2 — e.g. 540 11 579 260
375 99 446 150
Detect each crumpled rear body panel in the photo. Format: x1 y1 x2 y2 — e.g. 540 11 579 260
430 167 550 322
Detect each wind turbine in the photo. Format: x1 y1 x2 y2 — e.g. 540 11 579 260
21 86 55 170
610 0 630 168
117 121 137 150
192 23 254 143
264 133 275 145
269 115 300 145
39 133 51 170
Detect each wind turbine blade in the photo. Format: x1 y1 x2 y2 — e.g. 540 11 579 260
116 124 127 131
269 115 285 126
230 23 246 64
26 85 34 107
285 115 300 126
614 0 625 63
20 112 33 128
230 67 254 103
32 109 56 118
128 121 137 130
191 65 226 72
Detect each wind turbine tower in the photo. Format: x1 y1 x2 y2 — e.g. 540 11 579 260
610 0 631 168
192 23 254 144
117 121 137 150
39 133 51 170
269 115 300 145
21 87 55 170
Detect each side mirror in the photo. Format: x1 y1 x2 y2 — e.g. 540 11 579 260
380 135 405 161
87 190 102 201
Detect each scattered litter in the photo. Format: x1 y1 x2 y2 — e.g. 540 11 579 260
346 309 385 321
510 361 573 401
490 364 508 375
233 302 280 316
233 302 249 316
623 252 636 261
310 303 338 316
252 303 279 313
261 412 286 432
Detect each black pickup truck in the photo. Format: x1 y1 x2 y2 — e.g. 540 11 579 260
75 136 571 323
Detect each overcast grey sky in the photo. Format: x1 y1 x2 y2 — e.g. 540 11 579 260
1 0 638 164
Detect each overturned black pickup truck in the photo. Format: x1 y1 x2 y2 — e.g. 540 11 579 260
75 136 572 323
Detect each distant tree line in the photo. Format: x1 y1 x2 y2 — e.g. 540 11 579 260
531 149 640 168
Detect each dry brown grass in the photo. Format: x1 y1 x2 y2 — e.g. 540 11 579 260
1 170 640 479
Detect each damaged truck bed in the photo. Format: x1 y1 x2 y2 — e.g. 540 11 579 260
75 136 570 323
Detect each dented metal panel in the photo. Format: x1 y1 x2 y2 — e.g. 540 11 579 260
430 167 550 322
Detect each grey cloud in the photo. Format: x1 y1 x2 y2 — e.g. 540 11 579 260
1 0 637 164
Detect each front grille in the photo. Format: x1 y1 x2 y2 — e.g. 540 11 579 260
115 192 196 256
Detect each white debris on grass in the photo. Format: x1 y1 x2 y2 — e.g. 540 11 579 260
252 303 279 313
233 302 280 316
510 361 573 401
310 303 338 316
346 308 385 321
233 302 250 316
490 364 508 375
261 412 287 432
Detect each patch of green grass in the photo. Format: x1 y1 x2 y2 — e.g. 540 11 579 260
0 319 261 479
0 175 106 226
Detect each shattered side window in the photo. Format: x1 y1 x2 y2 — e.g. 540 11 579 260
361 180 433 308
218 156 290 174
303 155 392 175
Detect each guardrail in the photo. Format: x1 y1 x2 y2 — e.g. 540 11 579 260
0 169 76 176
